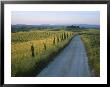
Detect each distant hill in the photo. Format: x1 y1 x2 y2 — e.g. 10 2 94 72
11 24 100 32
11 24 66 32
77 24 100 29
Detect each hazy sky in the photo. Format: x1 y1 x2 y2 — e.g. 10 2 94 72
11 11 100 25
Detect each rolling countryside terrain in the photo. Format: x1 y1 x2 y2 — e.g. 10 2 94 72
11 30 74 76
11 28 100 77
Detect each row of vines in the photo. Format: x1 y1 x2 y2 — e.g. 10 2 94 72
11 30 74 76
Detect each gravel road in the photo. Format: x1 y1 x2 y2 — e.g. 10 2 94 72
37 35 91 77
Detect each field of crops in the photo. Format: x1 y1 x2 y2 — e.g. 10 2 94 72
11 30 74 77
79 29 100 76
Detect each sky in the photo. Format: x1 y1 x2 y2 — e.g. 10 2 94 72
11 11 100 25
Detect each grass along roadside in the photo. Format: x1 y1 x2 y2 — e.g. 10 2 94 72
11 30 74 77
79 29 100 76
